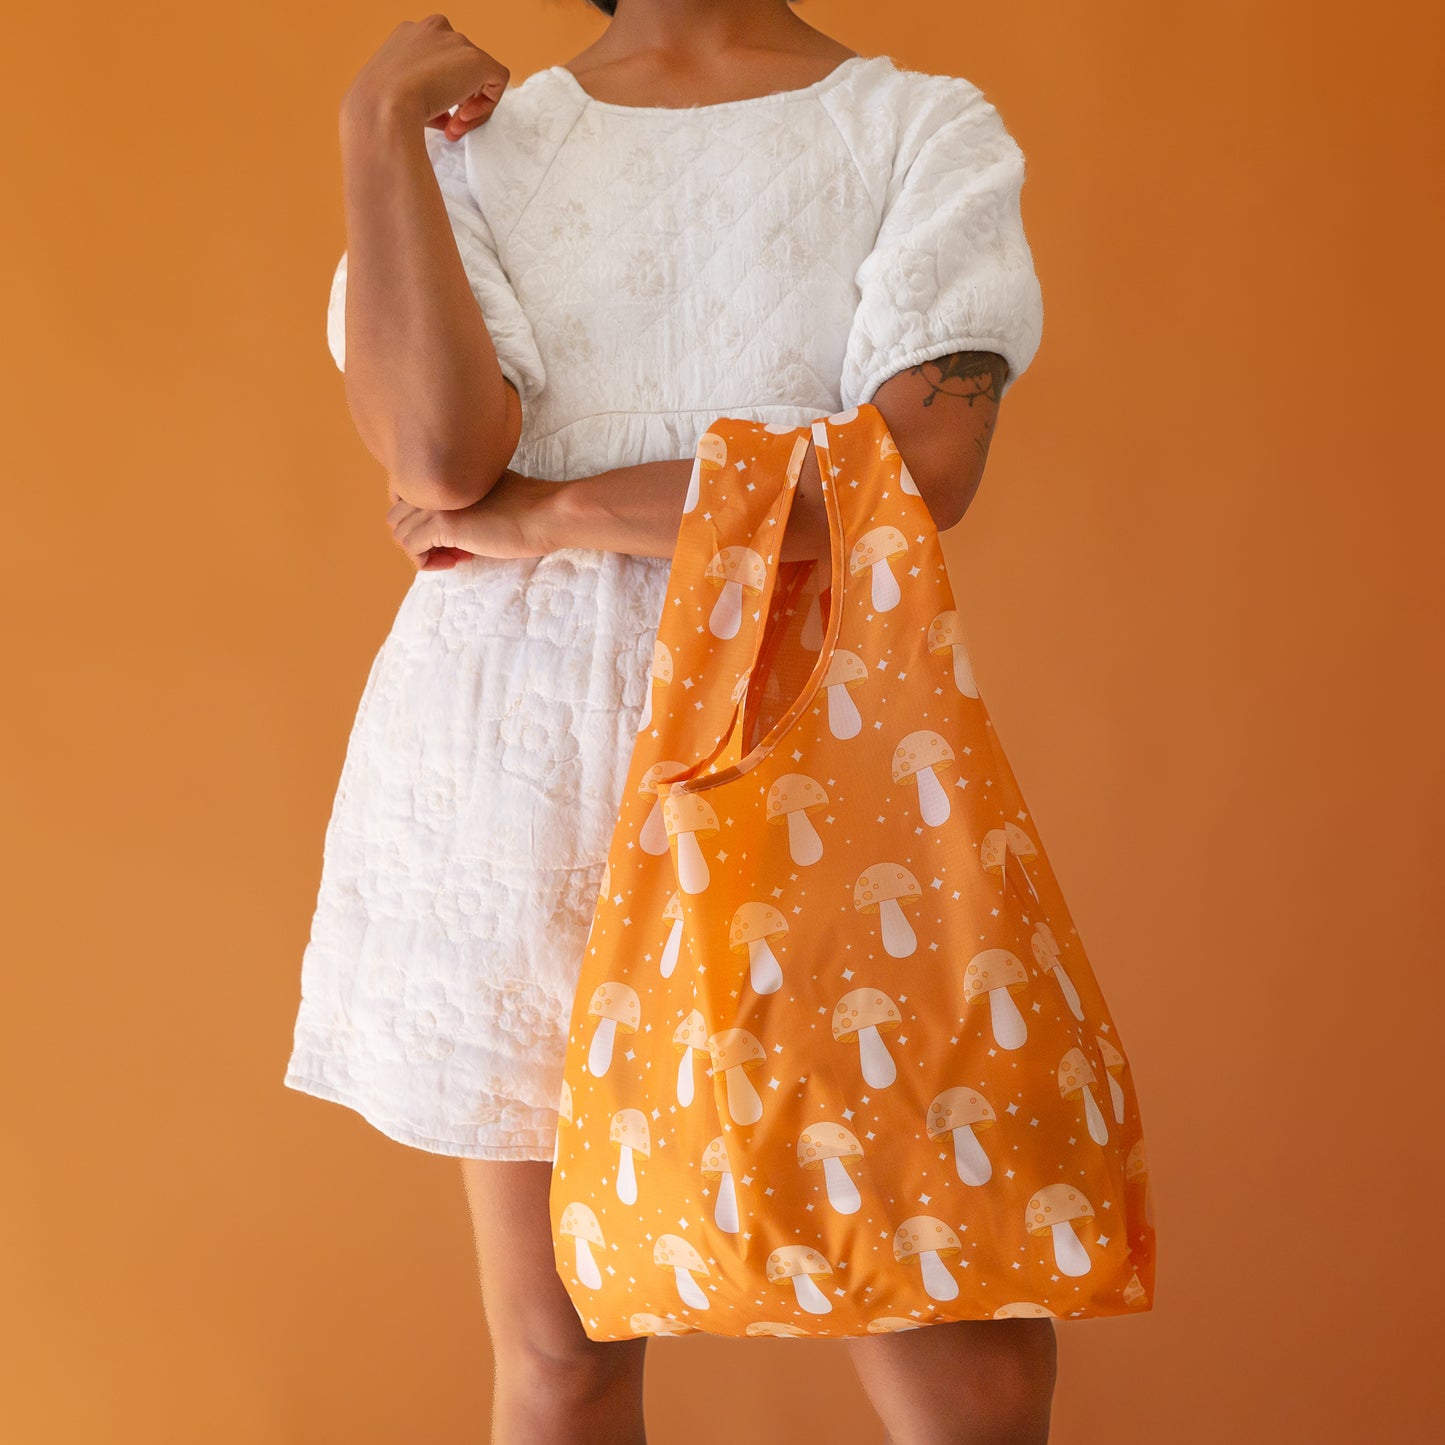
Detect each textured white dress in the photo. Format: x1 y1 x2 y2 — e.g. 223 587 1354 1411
282 52 1045 1160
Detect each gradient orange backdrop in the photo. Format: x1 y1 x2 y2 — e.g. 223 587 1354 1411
2 2 1441 1441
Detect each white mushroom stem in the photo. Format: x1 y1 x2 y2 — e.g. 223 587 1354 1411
748 937 783 993
915 765 951 826
988 986 1027 1050
659 917 684 978
870 558 902 611
858 1024 897 1088
823 1155 861 1214
1071 1087 1104 1146
574 1237 602 1290
676 1048 695 1107
674 1266 710 1310
1107 1070 1125 1125
637 680 654 731
725 1064 763 1125
800 590 825 651
920 1249 960 1301
951 643 979 698
791 1272 833 1314
1051 1222 1092 1277
683 456 701 513
709 579 744 639
951 1125 992 1186
1052 964 1084 1021
588 1017 618 1076
879 897 917 957
826 682 862 739
639 797 669 854
786 808 823 865
675 829 711 893
616 1145 638 1204
714 1170 739 1233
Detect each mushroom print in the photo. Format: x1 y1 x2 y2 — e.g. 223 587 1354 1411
729 900 788 993
705 545 767 640
849 524 908 611
638 761 689 854
765 773 829 865
586 981 641 1077
637 638 673 731
926 609 980 698
797 1123 864 1214
707 1027 767 1124
672 1010 709 1107
547 409 1155 1341
610 1108 651 1203
893 1217 963 1301
891 729 955 826
656 1234 711 1309
558 1202 606 1289
926 1086 997 1186
766 1245 834 1314
702 1135 740 1232
962 949 1030 1049
684 429 727 514
820 649 868 737
1058 1047 1109 1145
832 987 902 1088
853 862 922 957
1032 920 1084 1021
657 890 686 978
662 791 719 893
1025 1184 1097 1277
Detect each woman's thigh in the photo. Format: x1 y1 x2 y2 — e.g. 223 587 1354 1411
459 1157 649 1378
843 1317 1058 1445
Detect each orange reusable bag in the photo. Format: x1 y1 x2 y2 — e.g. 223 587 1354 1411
548 403 1157 1341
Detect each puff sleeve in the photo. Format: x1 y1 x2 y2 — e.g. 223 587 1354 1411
324 125 547 408
839 81 1044 408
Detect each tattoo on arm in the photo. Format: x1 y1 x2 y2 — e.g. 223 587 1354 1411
906 351 1009 463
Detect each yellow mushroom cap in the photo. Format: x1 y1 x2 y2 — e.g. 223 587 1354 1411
650 638 674 683
696 432 727 469
993 1302 1059 1320
610 1107 651 1154
961 948 1028 1004
1097 1035 1127 1073
707 1026 766 1072
587 981 642 1031
1125 1139 1148 1180
821 649 868 688
1003 821 1039 859
926 1086 997 1137
797 1122 862 1167
1024 1183 1095 1234
927 610 962 652
639 759 690 798
705 544 767 591
655 1233 708 1274
831 987 901 1042
853 862 922 913
559 1201 604 1245
1058 1047 1098 1098
746 1321 811 1337
672 1008 709 1052
558 1079 574 1124
701 1136 731 1176
765 772 828 820
890 728 955 782
766 1244 832 1282
892 1215 961 1262
663 890 684 923
865 1316 924 1333
849 524 907 574
729 900 788 950
662 791 720 835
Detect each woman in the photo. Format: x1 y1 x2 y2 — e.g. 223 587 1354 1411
285 1 1052 1439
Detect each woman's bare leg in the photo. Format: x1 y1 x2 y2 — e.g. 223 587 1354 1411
843 1318 1057 1445
460 1158 649 1445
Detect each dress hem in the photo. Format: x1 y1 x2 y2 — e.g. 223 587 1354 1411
282 1070 558 1162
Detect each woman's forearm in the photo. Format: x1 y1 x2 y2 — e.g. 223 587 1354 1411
338 97 515 511
537 445 832 567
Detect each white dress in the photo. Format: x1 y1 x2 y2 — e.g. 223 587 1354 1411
282 52 1045 1160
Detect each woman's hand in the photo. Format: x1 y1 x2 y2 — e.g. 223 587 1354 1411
341 13 511 142
385 471 558 569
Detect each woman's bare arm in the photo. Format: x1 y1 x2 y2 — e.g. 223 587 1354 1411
335 18 521 512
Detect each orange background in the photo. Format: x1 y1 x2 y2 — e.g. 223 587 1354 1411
2 2 1440 1441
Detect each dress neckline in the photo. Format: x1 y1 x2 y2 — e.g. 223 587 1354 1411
547 53 876 115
